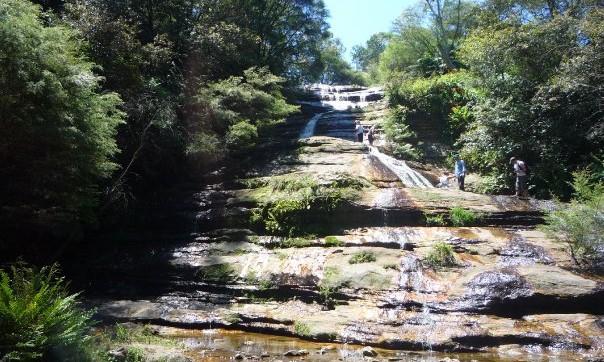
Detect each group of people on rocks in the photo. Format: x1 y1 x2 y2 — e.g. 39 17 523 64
438 153 530 198
353 120 529 198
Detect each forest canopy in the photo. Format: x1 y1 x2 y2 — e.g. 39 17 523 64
352 0 604 198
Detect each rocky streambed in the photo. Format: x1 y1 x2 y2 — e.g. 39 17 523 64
72 92 604 361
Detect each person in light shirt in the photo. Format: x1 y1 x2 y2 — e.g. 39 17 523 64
510 156 529 198
354 120 365 142
453 153 466 191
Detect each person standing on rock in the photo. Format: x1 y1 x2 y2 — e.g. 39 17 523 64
355 120 365 142
510 156 529 198
367 124 376 145
453 153 466 191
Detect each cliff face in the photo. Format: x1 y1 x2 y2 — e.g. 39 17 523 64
79 103 604 359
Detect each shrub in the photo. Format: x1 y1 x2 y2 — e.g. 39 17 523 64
540 170 604 268
449 206 483 226
381 107 422 160
196 264 235 284
225 120 258 153
425 241 457 268
294 321 312 337
0 263 94 361
324 236 344 247
318 285 339 308
348 251 377 264
424 212 446 226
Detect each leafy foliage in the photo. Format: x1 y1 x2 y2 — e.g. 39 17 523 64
381 107 422 160
187 67 299 164
425 241 457 268
0 263 94 361
449 206 483 226
378 1 603 200
195 264 236 284
540 170 604 268
0 0 124 239
324 236 344 247
348 251 377 264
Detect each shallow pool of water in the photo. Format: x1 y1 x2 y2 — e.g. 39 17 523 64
162 328 594 361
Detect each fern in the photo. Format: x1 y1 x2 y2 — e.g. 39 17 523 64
0 263 94 361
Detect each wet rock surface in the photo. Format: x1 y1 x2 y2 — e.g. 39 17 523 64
72 97 604 360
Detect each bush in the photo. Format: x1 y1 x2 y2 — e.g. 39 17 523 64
540 171 604 268
195 264 235 284
348 251 377 264
324 236 344 247
294 321 312 337
425 241 457 268
0 263 94 361
449 206 483 226
424 212 446 226
225 120 258 153
381 107 422 160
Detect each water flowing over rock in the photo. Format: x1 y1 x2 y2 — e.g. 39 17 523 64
72 84 604 361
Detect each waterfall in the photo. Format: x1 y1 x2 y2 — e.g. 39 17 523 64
302 84 384 111
370 147 434 188
400 254 438 351
299 112 324 138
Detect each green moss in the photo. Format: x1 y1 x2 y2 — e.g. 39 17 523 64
280 236 314 248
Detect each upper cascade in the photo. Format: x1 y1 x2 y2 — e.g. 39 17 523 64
300 84 384 110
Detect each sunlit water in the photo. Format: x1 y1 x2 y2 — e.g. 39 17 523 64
370 146 433 188
300 84 384 110
166 328 587 362
299 112 325 138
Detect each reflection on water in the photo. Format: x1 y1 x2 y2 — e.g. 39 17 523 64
164 328 585 362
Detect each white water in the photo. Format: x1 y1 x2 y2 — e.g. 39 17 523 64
298 112 324 138
370 147 434 188
301 84 384 110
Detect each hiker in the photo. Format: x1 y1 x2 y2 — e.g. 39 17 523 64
510 156 529 197
355 120 365 142
437 171 455 188
367 124 376 145
453 153 466 191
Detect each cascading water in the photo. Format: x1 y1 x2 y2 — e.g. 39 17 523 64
299 112 324 138
370 147 434 188
400 254 439 351
300 84 384 111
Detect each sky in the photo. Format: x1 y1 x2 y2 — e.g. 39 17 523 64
322 0 416 63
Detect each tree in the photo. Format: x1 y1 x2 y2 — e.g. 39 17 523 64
0 0 123 242
186 67 299 171
352 32 391 70
457 11 602 197
318 38 366 85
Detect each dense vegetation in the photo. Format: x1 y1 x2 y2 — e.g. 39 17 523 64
0 0 360 255
1 0 602 358
353 0 604 200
